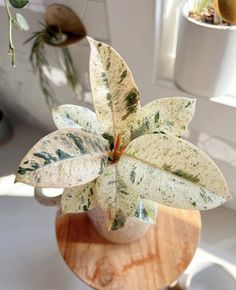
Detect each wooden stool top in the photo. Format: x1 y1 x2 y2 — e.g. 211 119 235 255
56 205 201 290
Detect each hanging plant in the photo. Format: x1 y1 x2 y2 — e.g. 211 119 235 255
16 37 231 231
25 4 86 109
4 0 29 66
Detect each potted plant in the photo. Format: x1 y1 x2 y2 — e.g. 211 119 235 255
174 0 236 97
16 37 231 244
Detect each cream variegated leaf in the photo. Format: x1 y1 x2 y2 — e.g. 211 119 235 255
128 97 196 141
88 37 141 146
95 164 140 230
16 128 109 187
52 104 104 135
118 134 231 210
134 198 158 224
61 182 97 214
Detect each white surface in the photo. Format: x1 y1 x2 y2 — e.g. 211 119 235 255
0 196 91 290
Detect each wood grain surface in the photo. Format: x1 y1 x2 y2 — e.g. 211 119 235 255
56 205 201 290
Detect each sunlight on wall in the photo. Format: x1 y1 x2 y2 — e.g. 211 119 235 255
0 174 34 196
0 174 63 197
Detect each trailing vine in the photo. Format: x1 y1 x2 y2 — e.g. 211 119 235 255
25 24 79 109
4 0 29 66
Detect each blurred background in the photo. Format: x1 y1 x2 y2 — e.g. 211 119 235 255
0 0 236 289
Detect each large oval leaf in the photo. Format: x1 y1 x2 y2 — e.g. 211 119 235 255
52 104 104 135
118 134 231 210
129 97 196 141
61 182 97 214
88 37 141 146
134 198 158 224
16 128 109 187
95 164 140 230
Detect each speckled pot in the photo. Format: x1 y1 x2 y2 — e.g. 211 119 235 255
88 207 152 244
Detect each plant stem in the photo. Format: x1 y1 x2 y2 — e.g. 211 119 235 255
4 0 16 67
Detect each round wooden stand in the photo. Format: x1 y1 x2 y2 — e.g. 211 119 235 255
56 205 201 290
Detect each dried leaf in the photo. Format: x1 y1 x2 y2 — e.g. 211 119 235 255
129 97 196 141
52 104 104 135
118 134 231 210
88 37 141 146
134 198 158 224
61 182 97 214
95 164 140 230
16 128 109 187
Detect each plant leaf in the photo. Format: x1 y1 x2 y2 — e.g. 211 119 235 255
61 182 97 214
10 0 28 8
129 97 196 141
95 164 140 230
134 198 158 224
15 13 29 31
118 134 231 210
88 37 141 146
52 104 104 135
16 128 109 187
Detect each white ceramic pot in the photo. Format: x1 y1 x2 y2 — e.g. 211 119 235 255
88 207 152 244
34 188 153 244
174 0 236 97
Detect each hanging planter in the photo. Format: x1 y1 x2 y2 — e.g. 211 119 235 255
45 4 86 47
25 4 86 109
174 0 236 97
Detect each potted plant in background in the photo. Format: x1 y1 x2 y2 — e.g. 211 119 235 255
174 0 236 97
16 37 231 244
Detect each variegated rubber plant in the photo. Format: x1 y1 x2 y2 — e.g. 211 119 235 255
16 37 232 230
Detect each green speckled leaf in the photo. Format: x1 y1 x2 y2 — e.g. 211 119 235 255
129 97 196 141
88 37 141 146
16 128 109 187
95 164 140 230
61 182 97 214
118 134 231 210
52 104 104 135
134 198 158 224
